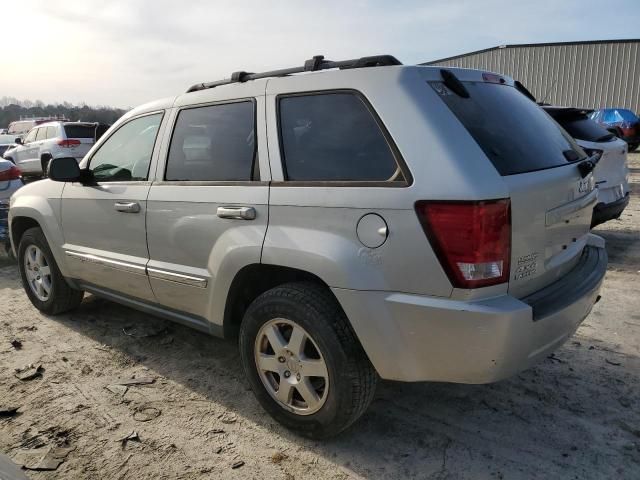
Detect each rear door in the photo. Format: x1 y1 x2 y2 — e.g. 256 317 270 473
146 85 269 327
61 112 166 301
432 78 596 297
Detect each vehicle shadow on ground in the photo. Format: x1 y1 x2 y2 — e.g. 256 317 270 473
30 290 640 479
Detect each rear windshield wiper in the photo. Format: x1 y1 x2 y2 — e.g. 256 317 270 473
440 69 470 98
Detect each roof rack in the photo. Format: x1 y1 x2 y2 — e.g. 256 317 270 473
186 54 402 93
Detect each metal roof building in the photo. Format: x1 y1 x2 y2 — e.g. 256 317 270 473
422 39 640 113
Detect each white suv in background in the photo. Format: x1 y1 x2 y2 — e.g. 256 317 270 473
3 122 99 178
544 107 630 227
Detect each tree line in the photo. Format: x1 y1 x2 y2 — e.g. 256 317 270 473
0 97 128 129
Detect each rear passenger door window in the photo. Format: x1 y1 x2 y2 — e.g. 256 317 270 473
47 126 58 139
277 92 405 183
165 101 257 182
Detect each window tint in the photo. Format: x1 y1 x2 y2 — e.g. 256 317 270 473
278 93 401 182
64 125 95 139
46 126 58 139
23 129 37 144
545 110 614 143
166 102 256 181
35 128 47 141
432 81 585 176
89 113 162 182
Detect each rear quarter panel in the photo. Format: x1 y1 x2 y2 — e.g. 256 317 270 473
263 67 508 296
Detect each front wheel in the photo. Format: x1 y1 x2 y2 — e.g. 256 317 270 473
239 282 377 438
18 227 84 314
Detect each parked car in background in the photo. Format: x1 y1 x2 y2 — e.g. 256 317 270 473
589 108 640 152
3 122 102 178
0 135 18 160
0 158 23 255
544 106 630 227
9 57 607 437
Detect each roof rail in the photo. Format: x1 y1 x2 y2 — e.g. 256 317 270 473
186 54 402 93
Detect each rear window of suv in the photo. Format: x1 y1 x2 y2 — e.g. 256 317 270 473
431 81 585 175
64 125 95 138
545 110 614 143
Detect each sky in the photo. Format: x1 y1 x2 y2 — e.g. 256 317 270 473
2 0 639 109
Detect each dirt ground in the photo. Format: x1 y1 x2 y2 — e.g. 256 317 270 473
1 154 639 480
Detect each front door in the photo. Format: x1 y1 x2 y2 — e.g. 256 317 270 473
146 90 269 328
15 128 40 174
60 112 165 301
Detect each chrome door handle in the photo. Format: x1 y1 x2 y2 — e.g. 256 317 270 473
217 206 256 220
114 202 140 213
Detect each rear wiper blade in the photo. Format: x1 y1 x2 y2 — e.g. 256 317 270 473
440 69 470 98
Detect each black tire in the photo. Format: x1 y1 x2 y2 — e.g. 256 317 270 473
239 282 377 438
628 143 639 153
41 155 52 178
18 227 83 315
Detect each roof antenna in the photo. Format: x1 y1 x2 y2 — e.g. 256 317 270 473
540 78 557 105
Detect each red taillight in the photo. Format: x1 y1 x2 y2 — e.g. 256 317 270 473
57 139 81 147
0 165 21 181
415 199 511 289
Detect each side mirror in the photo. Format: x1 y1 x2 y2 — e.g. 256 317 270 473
14 137 23 145
49 157 82 182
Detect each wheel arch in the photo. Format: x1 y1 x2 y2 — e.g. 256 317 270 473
222 263 337 340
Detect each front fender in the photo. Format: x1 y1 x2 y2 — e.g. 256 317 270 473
9 181 68 275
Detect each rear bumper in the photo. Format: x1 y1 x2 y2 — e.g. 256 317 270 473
334 241 607 383
592 193 630 227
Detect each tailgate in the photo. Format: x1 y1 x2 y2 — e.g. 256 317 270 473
593 139 629 191
504 164 597 298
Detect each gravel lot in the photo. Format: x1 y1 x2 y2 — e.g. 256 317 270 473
1 154 639 479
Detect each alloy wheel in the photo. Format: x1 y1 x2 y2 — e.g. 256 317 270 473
254 318 329 415
24 245 52 302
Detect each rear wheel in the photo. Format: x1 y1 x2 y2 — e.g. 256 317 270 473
239 282 377 438
18 227 83 314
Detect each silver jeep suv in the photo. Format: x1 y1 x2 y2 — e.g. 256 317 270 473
9 55 607 438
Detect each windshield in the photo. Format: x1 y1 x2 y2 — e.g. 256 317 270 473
431 81 585 176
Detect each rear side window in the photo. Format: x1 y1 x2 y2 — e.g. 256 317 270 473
36 128 47 141
432 81 585 175
278 92 403 182
46 126 58 139
547 112 614 142
64 125 95 138
166 101 256 182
